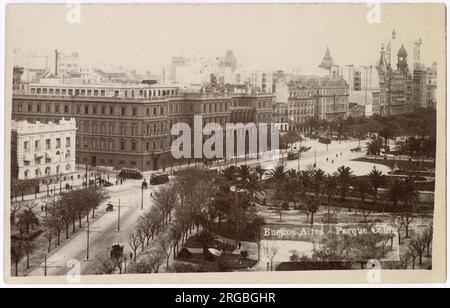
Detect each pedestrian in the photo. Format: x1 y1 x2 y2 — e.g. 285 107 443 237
238 242 242 250
332 160 334 164
326 158 328 162
41 205 44 212
130 252 133 260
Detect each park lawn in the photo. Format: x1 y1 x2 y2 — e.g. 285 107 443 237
352 157 435 172
177 252 257 271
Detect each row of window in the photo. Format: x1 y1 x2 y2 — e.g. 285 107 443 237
30 87 178 99
23 137 71 151
77 121 167 136
23 164 72 179
76 137 167 152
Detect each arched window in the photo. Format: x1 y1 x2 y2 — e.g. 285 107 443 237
65 164 71 171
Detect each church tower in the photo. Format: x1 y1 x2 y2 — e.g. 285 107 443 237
397 44 409 74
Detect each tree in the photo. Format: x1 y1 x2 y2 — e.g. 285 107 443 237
324 175 337 214
132 249 166 273
410 234 427 265
11 241 25 276
128 231 141 262
23 239 34 269
423 225 433 257
306 196 319 225
96 259 117 275
401 177 419 209
311 168 325 198
153 184 178 226
408 242 419 269
10 200 24 226
17 208 40 237
158 234 175 271
254 166 267 181
387 177 403 208
366 137 383 155
368 167 385 212
379 127 394 148
197 230 216 258
353 177 370 205
262 241 279 271
334 166 353 200
268 165 287 195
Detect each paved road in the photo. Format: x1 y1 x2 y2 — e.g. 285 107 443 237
28 180 159 277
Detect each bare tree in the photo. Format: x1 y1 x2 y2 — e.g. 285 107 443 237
407 242 419 270
392 215 404 245
410 235 427 265
128 231 141 262
10 200 24 225
23 239 34 269
11 241 25 276
423 225 433 257
399 249 412 269
158 234 175 271
262 241 279 271
400 211 415 239
132 249 166 273
96 259 117 275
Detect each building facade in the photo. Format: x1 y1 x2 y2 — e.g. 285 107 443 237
376 44 414 116
12 82 274 171
286 76 349 130
11 118 77 180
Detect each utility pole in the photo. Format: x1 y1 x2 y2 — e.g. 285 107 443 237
141 182 144 210
314 147 317 168
117 199 121 231
44 255 47 276
86 214 90 260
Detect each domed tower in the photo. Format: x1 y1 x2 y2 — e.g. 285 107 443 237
397 45 408 73
319 47 334 76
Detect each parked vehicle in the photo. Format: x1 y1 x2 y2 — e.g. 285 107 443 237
118 168 143 179
287 152 300 160
150 173 169 185
319 137 331 145
350 146 362 152
106 202 114 212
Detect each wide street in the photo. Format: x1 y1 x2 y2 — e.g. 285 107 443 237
28 180 159 277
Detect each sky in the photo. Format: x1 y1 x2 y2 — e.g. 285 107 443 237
5 3 446 74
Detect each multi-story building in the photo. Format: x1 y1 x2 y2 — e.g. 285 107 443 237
376 43 414 116
11 118 77 180
286 76 349 130
12 82 274 171
413 63 437 110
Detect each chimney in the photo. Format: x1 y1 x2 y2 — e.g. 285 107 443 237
55 50 58 76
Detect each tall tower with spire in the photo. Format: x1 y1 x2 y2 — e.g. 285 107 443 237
319 47 335 76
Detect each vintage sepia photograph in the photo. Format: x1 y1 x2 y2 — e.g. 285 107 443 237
3 2 446 284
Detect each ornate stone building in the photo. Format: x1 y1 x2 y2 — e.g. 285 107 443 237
376 43 414 116
11 118 77 180
12 82 274 171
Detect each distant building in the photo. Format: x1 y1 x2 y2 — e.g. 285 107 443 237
285 75 349 131
376 43 414 116
413 62 437 109
353 69 362 91
11 118 77 180
348 102 365 118
12 82 273 171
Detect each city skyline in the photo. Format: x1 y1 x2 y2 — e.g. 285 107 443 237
7 4 443 74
